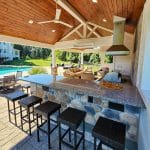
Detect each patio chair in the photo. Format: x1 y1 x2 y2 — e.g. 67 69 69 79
2 75 16 89
16 71 31 94
16 71 23 80
81 72 95 80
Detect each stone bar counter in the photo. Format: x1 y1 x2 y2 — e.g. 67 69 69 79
20 74 145 148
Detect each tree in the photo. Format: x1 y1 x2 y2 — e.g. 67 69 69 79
30 48 37 58
66 52 79 63
22 46 32 59
83 53 91 62
89 53 100 64
56 50 67 61
105 55 113 63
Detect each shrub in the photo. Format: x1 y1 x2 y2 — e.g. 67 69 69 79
28 67 48 75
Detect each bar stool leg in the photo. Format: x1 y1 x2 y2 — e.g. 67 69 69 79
74 130 77 150
27 107 31 136
59 122 61 150
7 100 11 122
32 107 34 121
36 113 40 142
83 121 85 150
69 128 71 142
27 88 29 94
94 137 97 150
47 115 51 150
13 101 17 126
20 105 23 131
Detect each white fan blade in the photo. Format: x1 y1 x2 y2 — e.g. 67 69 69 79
58 21 73 28
55 9 61 20
38 20 54 24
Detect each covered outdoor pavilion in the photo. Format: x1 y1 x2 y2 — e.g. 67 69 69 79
0 0 150 150
0 0 141 71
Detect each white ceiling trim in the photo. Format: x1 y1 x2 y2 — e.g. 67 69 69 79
0 34 54 49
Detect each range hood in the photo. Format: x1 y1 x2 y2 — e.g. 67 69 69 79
106 16 130 56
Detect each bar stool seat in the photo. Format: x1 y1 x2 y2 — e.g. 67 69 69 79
59 107 86 150
19 95 41 108
4 90 28 126
19 96 42 135
35 101 61 150
92 117 126 150
59 107 86 130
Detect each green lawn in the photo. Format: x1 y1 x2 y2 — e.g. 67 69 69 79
4 57 100 72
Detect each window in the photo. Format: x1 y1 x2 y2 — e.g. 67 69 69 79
15 51 18 55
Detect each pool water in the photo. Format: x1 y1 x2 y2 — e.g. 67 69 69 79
0 66 31 75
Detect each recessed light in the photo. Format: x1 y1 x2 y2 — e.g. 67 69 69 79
92 0 98 3
52 30 56 33
103 18 107 22
28 20 34 24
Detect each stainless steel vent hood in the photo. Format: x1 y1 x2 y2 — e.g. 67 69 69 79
106 16 130 56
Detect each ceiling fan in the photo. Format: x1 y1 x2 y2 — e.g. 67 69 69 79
37 1 73 28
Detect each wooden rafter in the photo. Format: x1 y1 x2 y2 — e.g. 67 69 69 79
87 22 113 33
87 26 97 38
56 0 101 40
87 25 101 38
60 24 83 41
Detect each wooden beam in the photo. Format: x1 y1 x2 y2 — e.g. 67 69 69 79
83 24 87 38
87 22 113 33
76 30 84 38
55 0 86 24
56 0 101 40
55 36 113 49
87 26 97 38
87 25 101 38
60 24 83 41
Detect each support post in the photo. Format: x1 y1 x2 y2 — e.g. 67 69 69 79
52 49 56 67
81 52 84 65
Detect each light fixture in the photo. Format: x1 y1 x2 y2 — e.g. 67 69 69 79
102 18 107 22
92 0 98 3
52 30 56 33
28 20 34 24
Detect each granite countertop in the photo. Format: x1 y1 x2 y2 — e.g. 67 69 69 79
51 78 145 108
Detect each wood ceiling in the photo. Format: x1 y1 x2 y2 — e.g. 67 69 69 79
0 0 145 44
0 0 78 44
67 0 145 33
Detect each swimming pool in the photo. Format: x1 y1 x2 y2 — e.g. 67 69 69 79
0 66 31 75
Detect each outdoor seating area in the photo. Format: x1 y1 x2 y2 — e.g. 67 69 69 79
0 0 150 150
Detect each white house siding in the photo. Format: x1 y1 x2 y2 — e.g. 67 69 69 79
0 42 20 60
